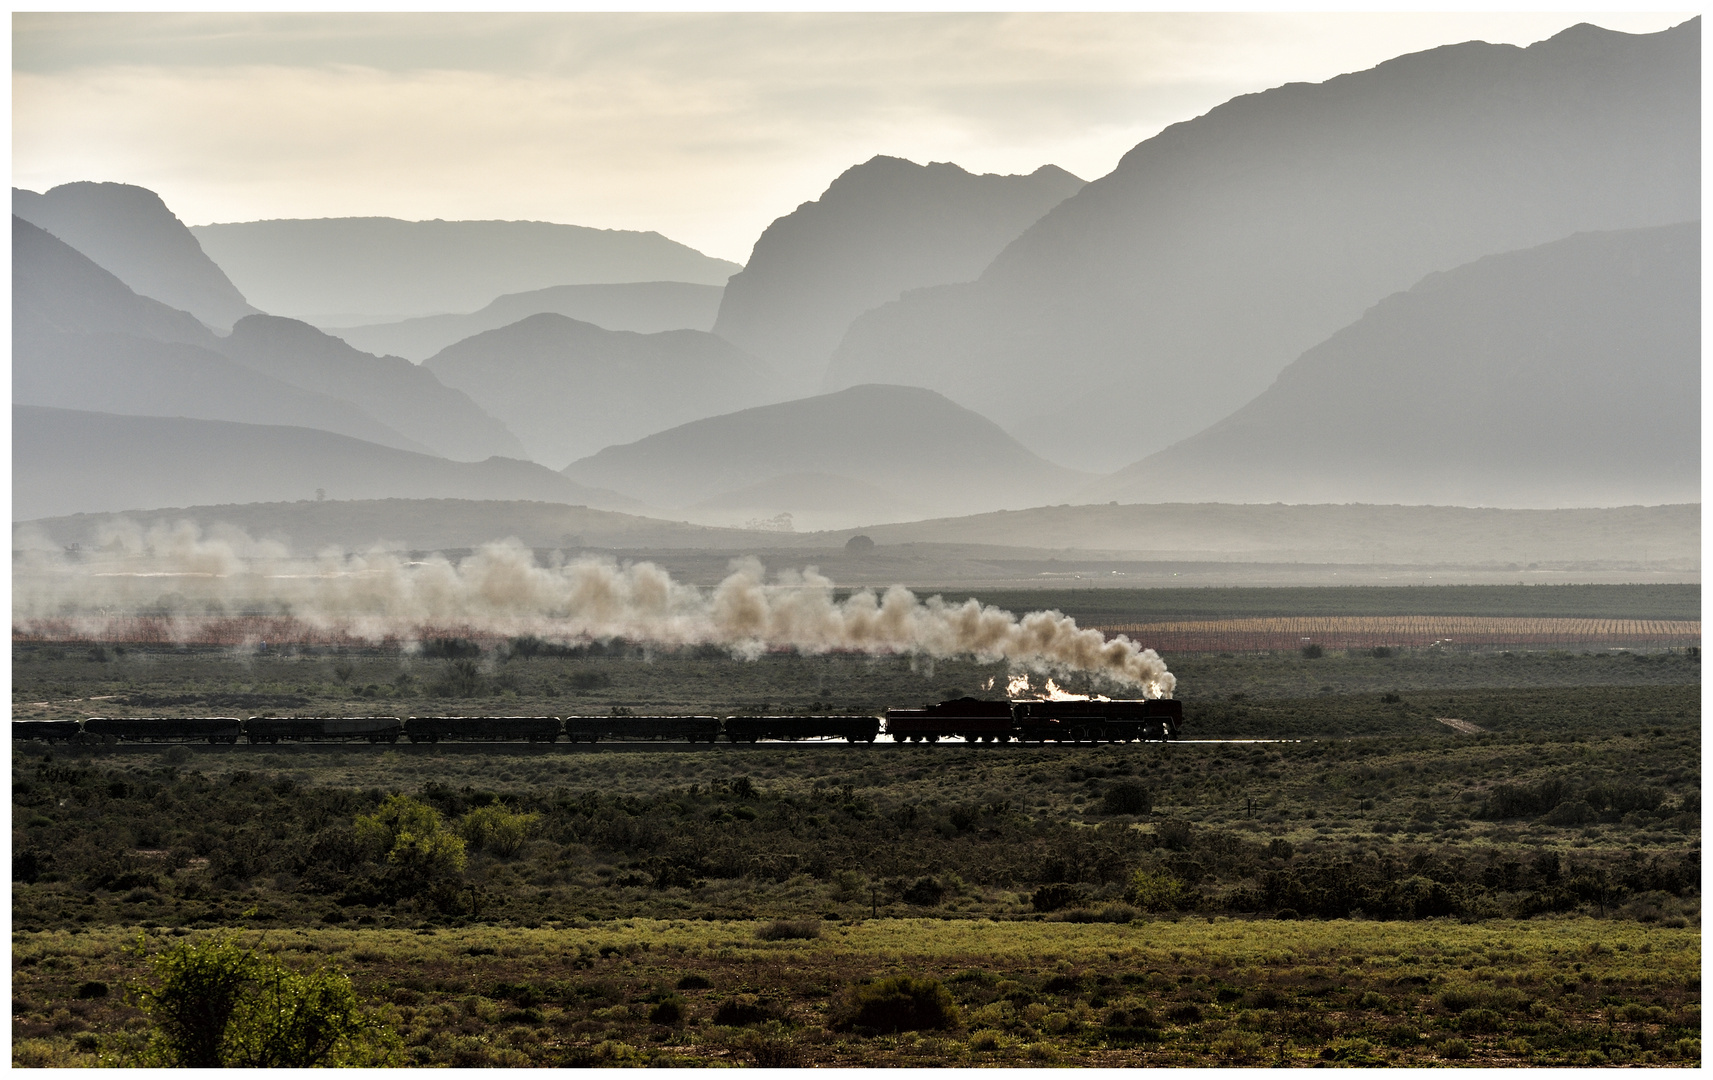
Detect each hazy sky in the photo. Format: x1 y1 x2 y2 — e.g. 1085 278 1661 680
13 12 1688 263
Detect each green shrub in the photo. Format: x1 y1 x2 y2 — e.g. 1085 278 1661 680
840 976 959 1033
129 934 393 1067
901 876 947 906
1101 781 1152 815
460 805 539 857
676 973 713 991
648 997 684 1025
1031 884 1089 913
755 919 821 941
1126 869 1186 912
1440 1038 1472 1060
353 795 467 905
712 995 777 1027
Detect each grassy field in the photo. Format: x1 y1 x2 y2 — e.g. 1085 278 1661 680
13 918 1699 1067
9 591 1702 1067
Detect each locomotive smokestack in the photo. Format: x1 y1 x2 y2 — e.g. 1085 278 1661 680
15 526 1176 696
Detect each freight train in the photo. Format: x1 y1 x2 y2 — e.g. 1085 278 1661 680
12 697 1180 747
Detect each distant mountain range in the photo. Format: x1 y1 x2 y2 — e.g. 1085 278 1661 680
216 315 527 462
13 406 638 522
14 216 528 463
13 181 259 331
1090 223 1699 508
330 281 724 362
714 156 1083 391
190 217 742 324
824 20 1700 470
11 20 1701 535
424 313 781 469
562 384 1088 520
15 215 217 349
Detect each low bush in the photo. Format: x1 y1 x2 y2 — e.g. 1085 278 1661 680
1100 781 1152 815
711 995 777 1027
755 919 821 941
1127 869 1186 912
460 805 538 858
838 976 959 1033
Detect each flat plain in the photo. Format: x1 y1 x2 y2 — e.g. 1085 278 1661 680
10 583 1701 1066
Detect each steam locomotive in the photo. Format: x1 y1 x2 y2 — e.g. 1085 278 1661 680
12 697 1180 747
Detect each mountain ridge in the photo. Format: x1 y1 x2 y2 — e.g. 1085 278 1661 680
824 19 1699 470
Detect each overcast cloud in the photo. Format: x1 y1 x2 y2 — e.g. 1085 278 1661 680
13 12 1686 263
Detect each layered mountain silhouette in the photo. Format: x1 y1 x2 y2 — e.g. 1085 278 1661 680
15 216 424 451
714 157 1083 390
190 217 742 324
13 181 259 331
331 281 724 361
424 314 780 468
1089 223 1699 508
15 216 524 460
15 216 217 349
215 315 527 462
13 406 639 521
824 20 1700 470
16 333 432 455
561 384 1087 518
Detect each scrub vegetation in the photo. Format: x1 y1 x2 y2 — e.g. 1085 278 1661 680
9 614 1700 1067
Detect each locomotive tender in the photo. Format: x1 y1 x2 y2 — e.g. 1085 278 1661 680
20 697 1179 746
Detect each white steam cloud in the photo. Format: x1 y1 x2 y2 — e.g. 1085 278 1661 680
14 522 1176 697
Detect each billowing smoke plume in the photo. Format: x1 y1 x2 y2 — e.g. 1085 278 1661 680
13 521 1176 697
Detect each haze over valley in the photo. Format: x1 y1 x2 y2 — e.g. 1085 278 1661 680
12 16 1699 589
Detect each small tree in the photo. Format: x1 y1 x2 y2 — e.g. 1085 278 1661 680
354 794 467 905
129 935 394 1067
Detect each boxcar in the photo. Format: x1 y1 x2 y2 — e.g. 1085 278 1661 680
563 717 722 743
84 717 243 744
12 719 84 743
246 716 404 743
723 716 879 744
407 716 563 744
885 697 1016 743
1012 699 1180 743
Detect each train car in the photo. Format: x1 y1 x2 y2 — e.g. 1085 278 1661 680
885 697 1016 743
723 716 880 744
245 716 404 744
1011 699 1180 743
563 716 722 743
84 717 243 744
12 719 84 743
408 716 563 744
